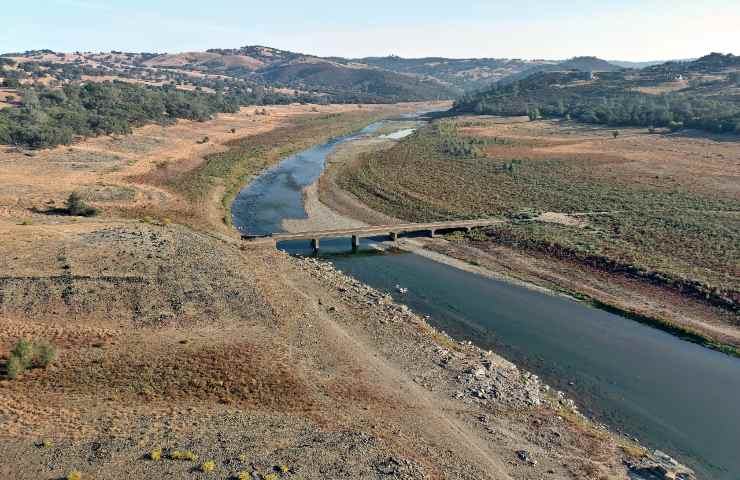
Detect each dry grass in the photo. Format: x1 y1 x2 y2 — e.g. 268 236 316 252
342 117 739 293
0 103 411 235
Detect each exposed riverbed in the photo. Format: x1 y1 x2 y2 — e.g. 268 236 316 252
232 117 740 479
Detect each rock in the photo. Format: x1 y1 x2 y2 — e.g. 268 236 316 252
627 450 696 480
471 388 488 399
376 457 401 475
516 450 530 462
467 365 487 379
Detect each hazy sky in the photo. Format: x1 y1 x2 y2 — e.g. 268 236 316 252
3 0 739 60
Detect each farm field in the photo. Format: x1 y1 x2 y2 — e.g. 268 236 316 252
339 116 740 346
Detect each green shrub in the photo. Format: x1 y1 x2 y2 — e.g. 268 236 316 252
4 339 57 378
170 450 197 461
66 192 97 217
33 341 57 368
66 470 82 480
200 460 216 472
6 355 25 379
10 339 33 366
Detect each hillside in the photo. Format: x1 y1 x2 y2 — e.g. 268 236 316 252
497 56 622 84
141 46 457 101
0 46 456 106
345 56 548 92
453 53 740 133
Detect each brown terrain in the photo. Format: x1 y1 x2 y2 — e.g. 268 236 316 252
0 103 677 479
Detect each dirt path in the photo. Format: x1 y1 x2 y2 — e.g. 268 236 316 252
282 269 513 479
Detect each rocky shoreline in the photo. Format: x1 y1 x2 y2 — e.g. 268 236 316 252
291 255 697 480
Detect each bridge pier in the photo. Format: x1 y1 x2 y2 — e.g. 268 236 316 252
390 232 398 242
352 235 360 252
311 238 320 254
429 229 436 237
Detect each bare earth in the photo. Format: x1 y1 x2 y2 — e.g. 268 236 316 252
0 105 688 479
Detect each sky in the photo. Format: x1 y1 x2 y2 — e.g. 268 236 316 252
3 0 739 61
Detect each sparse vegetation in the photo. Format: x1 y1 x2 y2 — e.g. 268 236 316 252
200 460 216 472
148 449 162 461
66 192 97 217
66 470 82 480
165 109 396 228
4 338 57 379
169 450 198 461
340 118 739 314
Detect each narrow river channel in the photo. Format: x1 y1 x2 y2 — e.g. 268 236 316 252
231 118 740 480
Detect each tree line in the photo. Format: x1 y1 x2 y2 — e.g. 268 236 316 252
454 72 740 134
0 81 302 149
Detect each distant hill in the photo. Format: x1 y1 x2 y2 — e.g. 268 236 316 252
643 52 740 75
608 59 693 69
139 46 457 102
496 56 622 85
138 48 627 96
560 56 622 71
343 56 547 92
453 53 740 134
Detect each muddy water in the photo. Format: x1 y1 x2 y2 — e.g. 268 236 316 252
231 120 740 479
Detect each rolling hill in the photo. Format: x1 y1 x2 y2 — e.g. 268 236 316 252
453 53 740 133
140 46 457 101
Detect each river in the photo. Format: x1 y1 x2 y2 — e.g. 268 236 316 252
231 118 740 479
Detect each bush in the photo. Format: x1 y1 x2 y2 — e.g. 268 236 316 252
32 341 57 367
148 449 162 461
170 450 197 461
4 339 57 379
66 471 82 480
66 192 97 217
6 355 25 379
10 339 33 366
200 460 216 472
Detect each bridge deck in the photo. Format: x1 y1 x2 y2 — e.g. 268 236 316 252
242 219 501 242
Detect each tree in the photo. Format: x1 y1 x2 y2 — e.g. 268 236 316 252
612 130 620 139
527 106 540 121
66 192 97 217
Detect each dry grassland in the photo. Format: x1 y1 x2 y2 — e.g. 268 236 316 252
340 116 739 351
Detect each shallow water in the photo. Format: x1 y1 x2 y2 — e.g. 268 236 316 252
232 120 740 479
380 128 416 140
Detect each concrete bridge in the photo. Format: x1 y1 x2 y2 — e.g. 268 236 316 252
242 219 501 252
